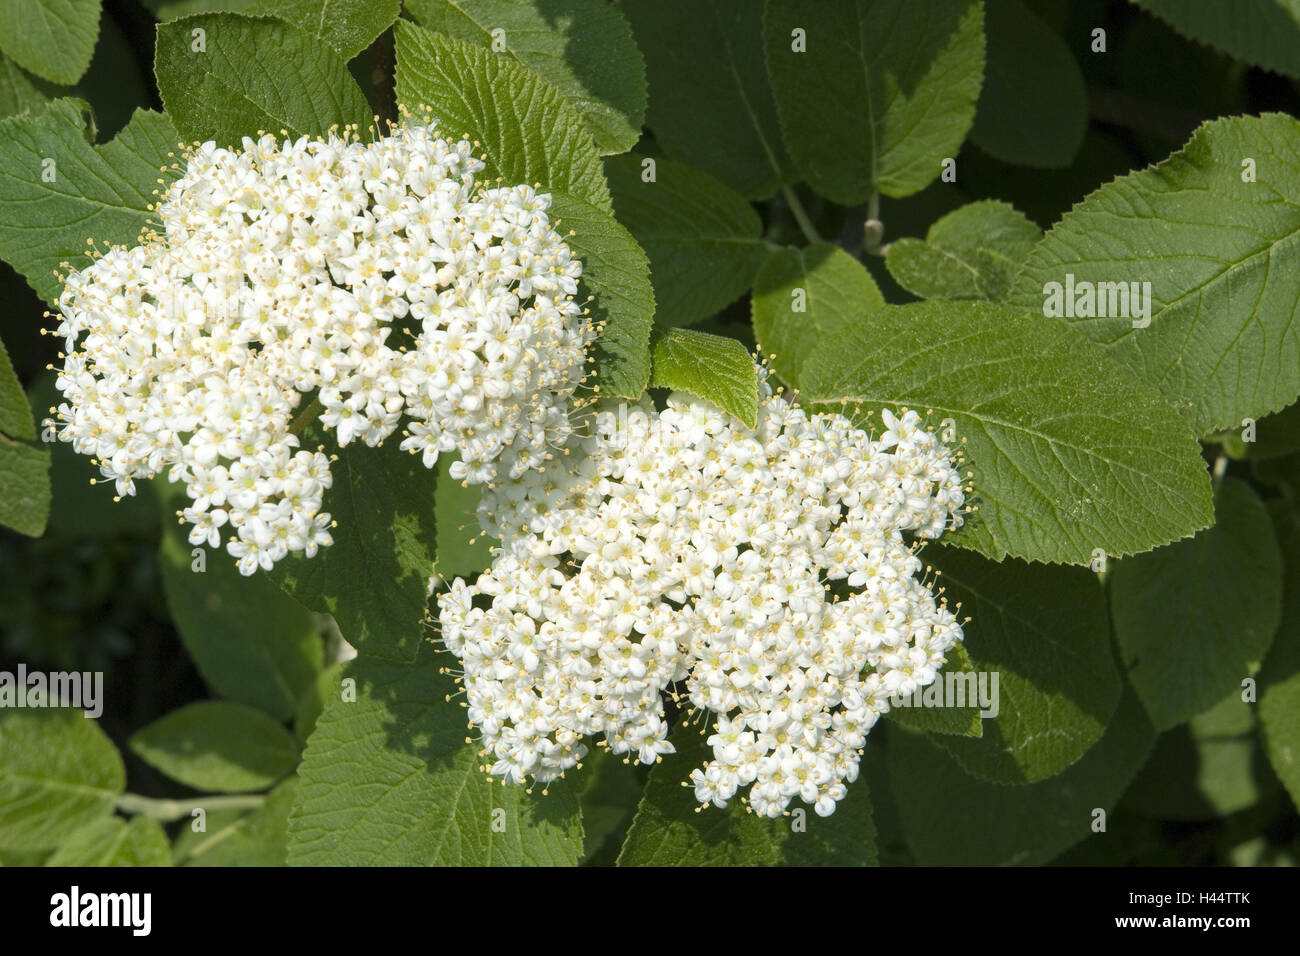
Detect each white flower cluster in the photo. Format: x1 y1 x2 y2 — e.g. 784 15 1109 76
438 381 968 817
47 123 592 574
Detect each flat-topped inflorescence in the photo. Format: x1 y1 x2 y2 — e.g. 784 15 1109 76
437 377 968 818
46 121 593 574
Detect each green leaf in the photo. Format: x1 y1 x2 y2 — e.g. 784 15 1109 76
801 300 1215 565
0 437 52 537
925 549 1121 782
0 98 179 304
858 733 911 864
883 200 1040 301
405 0 645 155
143 0 259 19
393 20 610 211
0 335 51 537
546 189 653 399
270 433 438 663
1110 478 1282 731
178 778 297 865
606 154 768 330
0 337 33 441
622 0 791 199
155 13 373 148
129 701 300 793
0 53 50 119
887 642 983 738
430 455 493 583
46 816 172 866
293 662 344 745
145 0 400 58
249 0 399 59
1123 694 1264 820
1010 113 1300 435
764 0 985 202
287 649 584 865
766 775 876 867
0 709 125 851
159 503 323 721
650 327 759 428
573 748 645 865
617 720 876 866
1132 0 1300 79
751 243 885 390
171 807 245 862
0 848 51 866
889 688 1155 865
1190 690 1257 737
1261 497 1300 810
0 0 100 85
971 0 1085 168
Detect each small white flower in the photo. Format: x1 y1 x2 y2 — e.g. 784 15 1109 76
48 122 593 574
437 376 967 816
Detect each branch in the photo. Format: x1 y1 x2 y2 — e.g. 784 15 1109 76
115 792 267 822
782 186 823 245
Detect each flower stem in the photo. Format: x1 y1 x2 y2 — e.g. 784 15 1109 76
115 792 267 822
1211 454 1228 494
289 396 323 437
863 191 886 256
782 186 823 245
